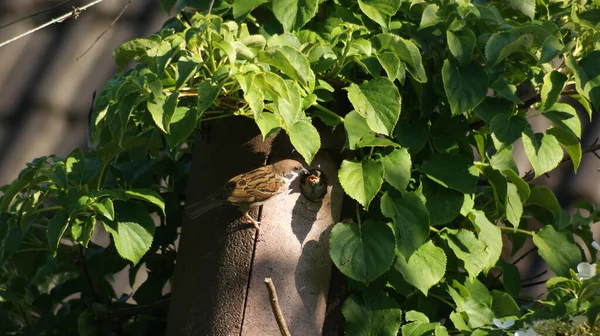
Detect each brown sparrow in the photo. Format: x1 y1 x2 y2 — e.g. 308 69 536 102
187 159 307 228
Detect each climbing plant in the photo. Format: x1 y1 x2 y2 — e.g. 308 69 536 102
1 0 600 334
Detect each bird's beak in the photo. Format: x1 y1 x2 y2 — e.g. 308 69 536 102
301 167 309 175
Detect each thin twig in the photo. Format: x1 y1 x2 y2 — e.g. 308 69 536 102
0 0 105 49
264 278 291 336
521 270 548 283
76 0 130 60
79 244 104 304
0 0 77 30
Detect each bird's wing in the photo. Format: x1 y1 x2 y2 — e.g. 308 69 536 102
226 166 282 204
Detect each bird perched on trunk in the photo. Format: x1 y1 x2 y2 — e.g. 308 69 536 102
187 159 307 229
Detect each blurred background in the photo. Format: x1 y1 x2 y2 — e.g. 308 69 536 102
0 0 599 300
0 0 168 185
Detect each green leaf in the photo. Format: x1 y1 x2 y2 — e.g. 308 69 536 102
505 0 535 20
272 0 319 32
442 60 488 116
395 240 446 295
496 259 521 298
540 36 563 64
344 110 375 150
419 153 478 194
103 202 156 265
441 229 488 278
447 29 476 66
372 34 427 83
342 293 402 336
113 36 160 69
506 183 523 228
379 148 411 192
147 91 167 133
422 177 464 225
163 91 179 134
504 169 530 202
287 120 320 164
259 46 315 91
521 129 563 178
490 114 528 150
346 78 402 136
71 216 95 247
77 310 97 336
197 69 228 117
490 76 524 104
543 103 581 139
125 189 166 215
65 149 103 186
547 127 581 172
358 0 402 29
91 198 115 221
381 192 429 256
468 210 502 272
527 185 560 218
540 71 567 111
394 119 428 154
165 107 199 150
329 221 395 283
233 0 268 19
338 159 384 209
376 52 404 83
419 4 441 30
533 225 581 276
474 97 513 124
256 112 282 139
402 321 440 336
47 211 69 256
565 51 600 110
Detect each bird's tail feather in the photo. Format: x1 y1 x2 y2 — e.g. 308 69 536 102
186 199 227 218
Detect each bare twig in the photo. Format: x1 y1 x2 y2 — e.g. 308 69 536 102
79 244 104 304
0 0 105 49
264 278 291 336
76 0 130 60
0 0 77 30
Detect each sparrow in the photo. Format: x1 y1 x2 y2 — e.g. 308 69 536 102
300 169 328 201
187 159 307 229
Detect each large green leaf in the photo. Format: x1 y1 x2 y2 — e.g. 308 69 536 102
506 183 523 228
540 71 567 111
419 153 478 194
342 293 402 336
125 189 166 215
490 114 529 150
533 225 581 277
381 192 429 256
371 34 427 83
329 221 395 284
565 51 600 110
71 216 95 248
197 69 228 117
259 46 315 91
338 159 384 209
358 0 402 29
547 126 582 172
441 229 488 278
527 185 560 218
505 0 535 20
468 210 502 272
287 120 320 164
346 78 402 136
232 0 268 19
378 148 411 192
395 240 446 295
442 60 488 116
272 0 319 32
103 202 156 265
421 177 464 226
543 103 581 139
65 149 103 186
447 29 476 66
47 211 69 256
521 129 563 178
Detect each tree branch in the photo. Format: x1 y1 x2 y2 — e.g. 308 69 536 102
0 0 77 30
0 0 105 49
264 278 291 336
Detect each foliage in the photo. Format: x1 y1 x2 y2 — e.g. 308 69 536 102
1 0 600 334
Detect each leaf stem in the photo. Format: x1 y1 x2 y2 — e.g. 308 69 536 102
499 226 533 236
429 293 455 308
26 205 64 216
312 103 344 122
429 226 440 233
356 203 362 227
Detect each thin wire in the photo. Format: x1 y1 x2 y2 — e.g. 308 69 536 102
0 0 77 30
0 0 105 49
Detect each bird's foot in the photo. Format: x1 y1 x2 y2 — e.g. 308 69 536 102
242 213 260 230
